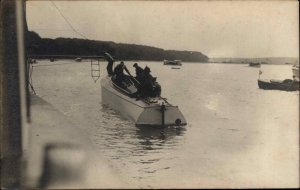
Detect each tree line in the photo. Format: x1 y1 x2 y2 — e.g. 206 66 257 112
27 31 209 62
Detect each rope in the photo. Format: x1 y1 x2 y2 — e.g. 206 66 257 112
27 59 36 94
50 0 88 39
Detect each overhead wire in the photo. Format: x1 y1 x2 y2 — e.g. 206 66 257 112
49 0 88 39
27 2 97 92
27 59 36 95
30 28 74 31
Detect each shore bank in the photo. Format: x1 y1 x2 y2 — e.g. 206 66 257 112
24 94 126 188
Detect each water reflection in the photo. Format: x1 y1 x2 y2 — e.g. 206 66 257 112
136 126 186 142
97 104 186 182
99 104 186 155
33 61 299 187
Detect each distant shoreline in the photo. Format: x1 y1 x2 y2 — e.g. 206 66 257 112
31 59 298 65
27 31 209 63
208 62 298 65
209 57 299 65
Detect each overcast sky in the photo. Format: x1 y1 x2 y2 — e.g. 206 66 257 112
26 0 299 58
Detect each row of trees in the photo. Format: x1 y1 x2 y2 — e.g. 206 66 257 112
27 31 209 62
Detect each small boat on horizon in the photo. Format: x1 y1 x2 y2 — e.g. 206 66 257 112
75 57 82 62
163 60 182 66
249 62 261 67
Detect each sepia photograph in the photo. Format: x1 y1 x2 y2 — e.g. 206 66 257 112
1 0 299 189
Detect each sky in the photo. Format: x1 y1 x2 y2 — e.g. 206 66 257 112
26 0 299 58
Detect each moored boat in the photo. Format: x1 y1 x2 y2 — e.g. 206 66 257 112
164 60 182 66
75 57 82 62
101 76 187 127
249 62 261 67
258 78 299 91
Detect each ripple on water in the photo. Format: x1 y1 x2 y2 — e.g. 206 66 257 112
32 61 298 187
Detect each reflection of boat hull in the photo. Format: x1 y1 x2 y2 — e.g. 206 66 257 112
136 125 186 140
101 76 187 126
258 79 299 91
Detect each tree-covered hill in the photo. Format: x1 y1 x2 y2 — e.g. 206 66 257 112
27 31 209 62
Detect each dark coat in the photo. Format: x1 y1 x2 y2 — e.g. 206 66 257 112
114 63 125 76
134 65 144 81
104 52 114 75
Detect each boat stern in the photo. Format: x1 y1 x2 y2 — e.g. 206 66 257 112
136 105 187 127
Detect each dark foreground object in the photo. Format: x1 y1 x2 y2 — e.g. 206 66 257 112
258 79 299 91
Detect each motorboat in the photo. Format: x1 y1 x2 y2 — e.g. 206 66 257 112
163 60 182 66
100 75 187 127
249 62 261 67
292 65 299 79
258 78 299 91
75 57 82 62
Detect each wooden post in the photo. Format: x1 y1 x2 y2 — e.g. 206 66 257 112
0 0 28 188
161 103 166 127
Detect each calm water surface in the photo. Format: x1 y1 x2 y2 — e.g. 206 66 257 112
32 61 299 188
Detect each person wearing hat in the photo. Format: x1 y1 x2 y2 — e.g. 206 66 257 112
113 61 131 88
140 66 157 97
133 63 144 82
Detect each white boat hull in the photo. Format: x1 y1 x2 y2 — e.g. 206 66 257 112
101 76 187 126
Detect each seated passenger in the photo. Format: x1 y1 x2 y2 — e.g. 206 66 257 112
133 63 144 82
113 61 131 88
140 66 161 98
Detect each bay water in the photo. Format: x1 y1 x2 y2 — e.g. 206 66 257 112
31 60 299 188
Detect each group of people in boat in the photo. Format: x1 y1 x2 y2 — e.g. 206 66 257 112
103 52 161 98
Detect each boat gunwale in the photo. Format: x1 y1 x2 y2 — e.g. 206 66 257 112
111 78 136 97
102 81 145 108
